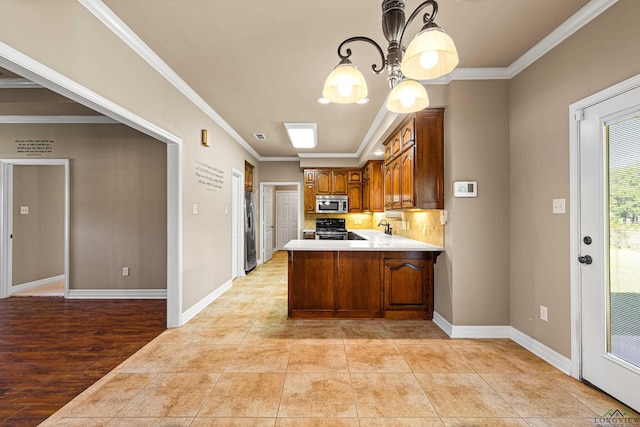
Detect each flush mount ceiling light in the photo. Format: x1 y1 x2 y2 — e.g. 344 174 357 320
284 123 317 149
322 0 458 114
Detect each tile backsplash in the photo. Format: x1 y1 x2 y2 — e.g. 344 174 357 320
304 211 444 247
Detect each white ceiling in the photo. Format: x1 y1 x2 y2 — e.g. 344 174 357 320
2 0 611 163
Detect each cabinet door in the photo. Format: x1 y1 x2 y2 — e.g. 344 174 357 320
332 170 348 195
391 159 401 209
336 252 382 317
304 169 316 184
304 183 315 213
369 161 384 212
384 164 393 209
315 169 332 194
289 251 335 315
384 257 429 310
390 131 401 158
348 183 362 212
362 179 370 211
401 118 415 151
401 147 415 208
348 170 362 183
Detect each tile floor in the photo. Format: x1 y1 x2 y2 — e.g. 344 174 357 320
43 252 638 426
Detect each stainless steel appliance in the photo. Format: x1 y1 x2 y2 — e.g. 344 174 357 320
316 195 348 214
315 218 348 240
244 190 257 272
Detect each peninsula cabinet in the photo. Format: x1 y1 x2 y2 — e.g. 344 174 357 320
288 250 439 319
383 108 444 210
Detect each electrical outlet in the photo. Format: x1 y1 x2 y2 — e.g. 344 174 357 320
552 199 565 214
122 267 129 277
540 305 548 321
20 206 29 215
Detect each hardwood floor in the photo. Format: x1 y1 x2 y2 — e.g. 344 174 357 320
0 297 166 426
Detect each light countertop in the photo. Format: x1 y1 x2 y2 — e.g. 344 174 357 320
285 229 444 252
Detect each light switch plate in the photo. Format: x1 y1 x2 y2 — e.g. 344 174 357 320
20 206 29 215
192 203 198 214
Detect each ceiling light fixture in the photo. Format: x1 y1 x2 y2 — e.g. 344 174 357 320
322 0 458 114
284 123 317 149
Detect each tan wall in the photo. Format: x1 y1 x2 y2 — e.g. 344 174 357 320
435 80 511 326
1 124 167 290
509 0 640 357
0 1 260 311
11 165 65 285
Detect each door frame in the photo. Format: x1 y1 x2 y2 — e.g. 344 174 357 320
259 181 301 264
569 73 640 379
0 159 70 298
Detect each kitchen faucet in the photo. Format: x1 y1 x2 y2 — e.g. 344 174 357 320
378 219 393 235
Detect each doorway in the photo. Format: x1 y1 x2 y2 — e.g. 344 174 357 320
571 75 640 411
259 181 301 263
0 159 69 299
276 190 299 250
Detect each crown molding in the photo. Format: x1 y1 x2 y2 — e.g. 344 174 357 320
0 78 41 88
297 152 359 159
0 115 118 124
79 0 262 161
506 0 619 78
79 0 618 162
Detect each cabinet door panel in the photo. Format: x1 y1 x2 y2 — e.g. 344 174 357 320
384 257 428 310
288 251 335 313
401 118 415 151
391 159 401 209
336 252 382 316
401 147 415 208
384 164 393 209
316 170 332 194
304 183 315 213
348 183 362 212
362 180 370 211
332 170 348 195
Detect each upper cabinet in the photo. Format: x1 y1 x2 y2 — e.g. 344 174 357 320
304 169 316 213
315 169 347 195
304 166 382 213
383 108 444 210
244 161 254 192
362 160 384 212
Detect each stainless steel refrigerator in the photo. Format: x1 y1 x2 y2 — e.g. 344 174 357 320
244 190 257 273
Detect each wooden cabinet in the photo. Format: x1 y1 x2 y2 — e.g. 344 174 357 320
244 161 254 192
383 108 444 210
348 183 363 212
362 160 384 212
332 170 348 195
348 170 362 183
315 169 332 195
304 169 316 213
383 252 436 319
288 250 439 319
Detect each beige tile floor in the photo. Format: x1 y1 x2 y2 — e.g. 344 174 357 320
43 252 638 426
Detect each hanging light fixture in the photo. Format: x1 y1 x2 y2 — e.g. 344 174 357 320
322 0 458 114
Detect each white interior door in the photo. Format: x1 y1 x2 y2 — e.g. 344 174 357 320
263 186 274 262
579 85 640 411
276 191 298 250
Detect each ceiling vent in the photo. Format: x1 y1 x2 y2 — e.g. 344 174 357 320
253 133 267 141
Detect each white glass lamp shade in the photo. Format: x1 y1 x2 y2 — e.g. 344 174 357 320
322 63 368 104
401 27 459 80
386 80 429 114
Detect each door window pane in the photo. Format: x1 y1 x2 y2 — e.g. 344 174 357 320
608 115 640 368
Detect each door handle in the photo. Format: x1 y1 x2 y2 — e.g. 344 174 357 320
578 255 593 265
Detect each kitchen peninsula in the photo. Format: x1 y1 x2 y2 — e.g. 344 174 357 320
284 230 443 319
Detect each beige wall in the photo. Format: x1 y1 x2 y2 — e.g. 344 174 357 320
509 0 640 357
0 1 260 312
434 80 511 326
11 165 65 285
1 124 167 290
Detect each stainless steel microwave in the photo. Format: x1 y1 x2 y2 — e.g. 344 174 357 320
316 195 348 213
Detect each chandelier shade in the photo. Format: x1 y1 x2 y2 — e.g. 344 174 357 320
322 62 368 104
401 27 459 80
386 79 429 114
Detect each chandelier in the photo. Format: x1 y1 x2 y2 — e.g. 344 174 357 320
322 0 458 114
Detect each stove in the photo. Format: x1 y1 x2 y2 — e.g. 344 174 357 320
315 218 348 240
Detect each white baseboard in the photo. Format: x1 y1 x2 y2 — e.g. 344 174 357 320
11 274 64 292
180 279 232 324
68 289 167 299
432 311 572 375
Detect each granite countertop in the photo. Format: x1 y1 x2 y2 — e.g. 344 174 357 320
285 229 444 252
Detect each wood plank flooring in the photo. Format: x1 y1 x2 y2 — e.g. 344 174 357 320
0 297 166 426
